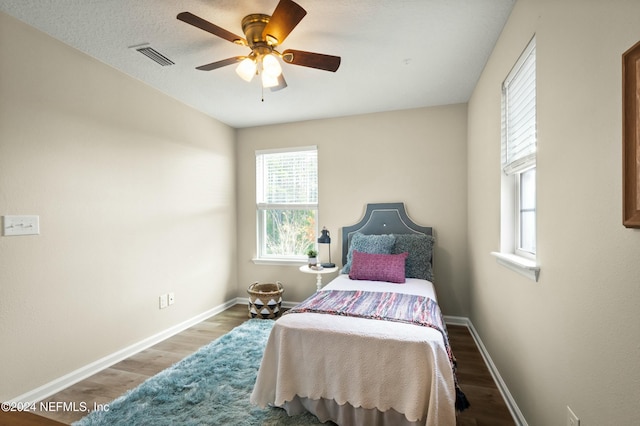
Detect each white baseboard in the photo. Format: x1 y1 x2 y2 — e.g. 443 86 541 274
443 314 469 326
9 299 238 404
237 296 298 310
444 315 528 426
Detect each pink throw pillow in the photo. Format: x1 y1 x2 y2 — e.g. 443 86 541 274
349 250 408 283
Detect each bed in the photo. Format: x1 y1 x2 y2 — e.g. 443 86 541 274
250 203 467 426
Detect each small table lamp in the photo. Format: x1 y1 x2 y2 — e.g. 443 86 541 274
317 227 335 268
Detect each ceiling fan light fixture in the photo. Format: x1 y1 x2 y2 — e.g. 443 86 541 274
262 53 282 77
236 57 257 82
178 0 342 93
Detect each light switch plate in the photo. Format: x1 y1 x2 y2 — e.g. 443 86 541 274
3 215 40 236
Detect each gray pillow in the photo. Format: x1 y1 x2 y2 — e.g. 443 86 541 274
341 232 395 274
392 234 435 281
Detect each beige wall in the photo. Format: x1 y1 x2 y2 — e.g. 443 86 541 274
468 0 640 424
0 13 237 400
236 105 469 314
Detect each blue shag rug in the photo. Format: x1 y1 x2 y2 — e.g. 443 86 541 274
74 319 325 426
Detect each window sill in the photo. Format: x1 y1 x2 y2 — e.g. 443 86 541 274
490 252 540 282
252 258 307 266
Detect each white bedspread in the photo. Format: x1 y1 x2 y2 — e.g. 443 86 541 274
250 275 457 426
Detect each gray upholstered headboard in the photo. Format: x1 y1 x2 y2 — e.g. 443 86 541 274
341 202 433 266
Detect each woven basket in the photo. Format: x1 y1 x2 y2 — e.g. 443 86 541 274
247 281 284 319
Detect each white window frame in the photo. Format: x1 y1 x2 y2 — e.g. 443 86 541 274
516 167 536 258
492 36 540 281
254 146 318 264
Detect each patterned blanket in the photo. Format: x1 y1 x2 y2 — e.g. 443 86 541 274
285 290 470 411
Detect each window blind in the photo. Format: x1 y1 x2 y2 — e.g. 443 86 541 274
502 37 536 175
256 147 318 205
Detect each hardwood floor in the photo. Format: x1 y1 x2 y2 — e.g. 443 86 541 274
3 304 514 425
448 325 515 426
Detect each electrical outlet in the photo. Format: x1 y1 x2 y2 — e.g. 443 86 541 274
567 406 580 426
159 294 168 309
168 292 175 305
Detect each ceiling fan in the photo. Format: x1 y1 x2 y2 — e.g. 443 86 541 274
177 0 341 92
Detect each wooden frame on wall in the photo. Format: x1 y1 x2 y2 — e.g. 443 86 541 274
622 40 640 228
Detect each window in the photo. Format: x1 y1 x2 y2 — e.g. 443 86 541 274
255 146 318 262
518 167 536 254
493 36 539 280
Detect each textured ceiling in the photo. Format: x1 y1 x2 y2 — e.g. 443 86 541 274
0 0 515 128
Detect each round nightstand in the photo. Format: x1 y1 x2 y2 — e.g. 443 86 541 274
299 265 339 291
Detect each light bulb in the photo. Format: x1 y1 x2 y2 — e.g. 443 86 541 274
236 58 256 82
262 54 282 77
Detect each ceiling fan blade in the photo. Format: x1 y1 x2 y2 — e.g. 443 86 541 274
177 12 246 45
196 56 244 71
282 49 341 72
270 74 288 92
262 0 307 45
